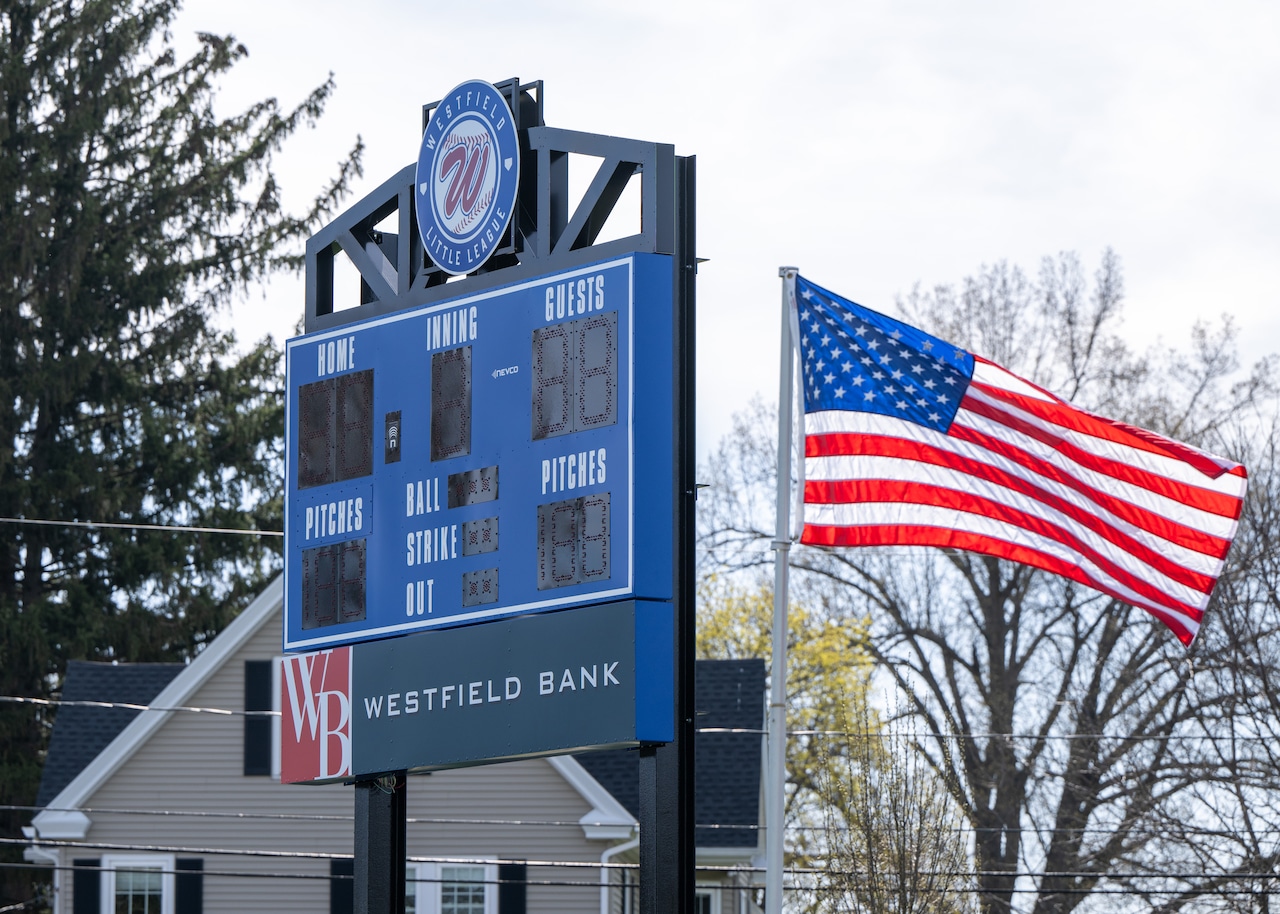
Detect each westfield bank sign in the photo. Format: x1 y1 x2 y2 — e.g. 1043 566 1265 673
280 601 671 784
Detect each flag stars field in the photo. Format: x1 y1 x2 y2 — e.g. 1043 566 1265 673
798 283 970 435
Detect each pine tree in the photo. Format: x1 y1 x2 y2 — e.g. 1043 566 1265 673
0 1 361 905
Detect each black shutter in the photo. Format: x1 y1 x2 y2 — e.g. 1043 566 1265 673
498 862 526 914
176 858 203 914
72 859 99 914
330 858 354 914
243 659 273 776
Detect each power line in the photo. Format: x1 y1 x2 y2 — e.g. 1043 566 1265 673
11 835 1280 900
5 804 350 823
0 837 723 875
0 860 635 891
11 836 1280 885
7 857 1280 898
10 697 1276 743
0 696 279 717
4 804 757 832
14 805 1280 840
0 516 282 537
10 857 1280 898
697 726 1280 742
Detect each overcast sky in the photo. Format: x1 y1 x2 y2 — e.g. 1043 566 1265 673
177 0 1280 456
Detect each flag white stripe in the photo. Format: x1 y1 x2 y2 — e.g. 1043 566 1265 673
963 381 1248 500
971 360 1054 402
807 450 1225 580
806 457 1215 609
802 499 1207 624
806 409 1240 540
955 408 1241 539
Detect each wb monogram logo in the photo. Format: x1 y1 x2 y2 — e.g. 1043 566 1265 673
280 648 352 783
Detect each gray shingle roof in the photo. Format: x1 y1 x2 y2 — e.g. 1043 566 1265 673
576 658 765 848
36 660 185 808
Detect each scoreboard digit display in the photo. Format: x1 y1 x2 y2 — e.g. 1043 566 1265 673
283 254 674 652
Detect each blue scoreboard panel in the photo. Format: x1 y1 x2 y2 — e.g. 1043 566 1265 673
283 254 674 652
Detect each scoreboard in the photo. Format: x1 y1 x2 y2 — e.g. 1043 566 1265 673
283 254 675 652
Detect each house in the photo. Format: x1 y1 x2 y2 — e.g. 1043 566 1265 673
25 577 764 914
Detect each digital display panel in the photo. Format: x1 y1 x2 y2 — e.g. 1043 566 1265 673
537 493 610 590
283 254 674 652
301 538 367 629
431 346 471 461
297 369 375 489
531 312 617 439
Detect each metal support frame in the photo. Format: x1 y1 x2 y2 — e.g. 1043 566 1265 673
304 83 677 333
304 82 695 913
355 774 406 914
639 154 696 914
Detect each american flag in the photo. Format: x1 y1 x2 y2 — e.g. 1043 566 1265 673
794 275 1247 646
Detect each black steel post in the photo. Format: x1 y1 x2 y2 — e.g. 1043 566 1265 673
639 154 696 914
354 773 407 914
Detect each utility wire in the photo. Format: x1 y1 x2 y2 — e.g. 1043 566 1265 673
5 804 757 832
9 697 1277 742
0 516 282 537
694 726 1280 742
0 696 279 717
2 837 722 874
12 804 1280 839
11 837 1280 884
9 858 1280 898
6 858 1280 897
0 860 633 890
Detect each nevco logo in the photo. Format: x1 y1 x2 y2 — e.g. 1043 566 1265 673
280 648 352 783
415 79 520 276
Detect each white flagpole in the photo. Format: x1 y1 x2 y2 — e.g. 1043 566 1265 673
767 267 799 914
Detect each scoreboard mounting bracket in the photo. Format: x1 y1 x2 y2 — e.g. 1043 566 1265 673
304 79 678 335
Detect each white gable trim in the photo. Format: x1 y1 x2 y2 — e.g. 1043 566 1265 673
545 755 637 841
30 575 657 850
31 576 283 837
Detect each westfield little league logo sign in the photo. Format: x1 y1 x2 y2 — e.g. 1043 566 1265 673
415 79 520 275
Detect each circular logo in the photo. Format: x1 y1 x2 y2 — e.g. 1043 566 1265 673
416 80 520 276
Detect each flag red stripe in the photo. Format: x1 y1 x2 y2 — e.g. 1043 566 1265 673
799 522 1197 646
971 360 1246 481
965 380 1246 501
804 477 1211 614
960 393 1244 520
806 430 1233 560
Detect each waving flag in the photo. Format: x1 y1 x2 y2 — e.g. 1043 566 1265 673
794 275 1247 646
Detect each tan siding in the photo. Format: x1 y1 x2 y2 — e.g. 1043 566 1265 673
408 762 605 913
78 619 346 914
63 610 618 914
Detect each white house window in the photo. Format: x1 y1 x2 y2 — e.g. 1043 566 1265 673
115 870 161 914
406 863 496 914
694 885 721 914
100 854 175 914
